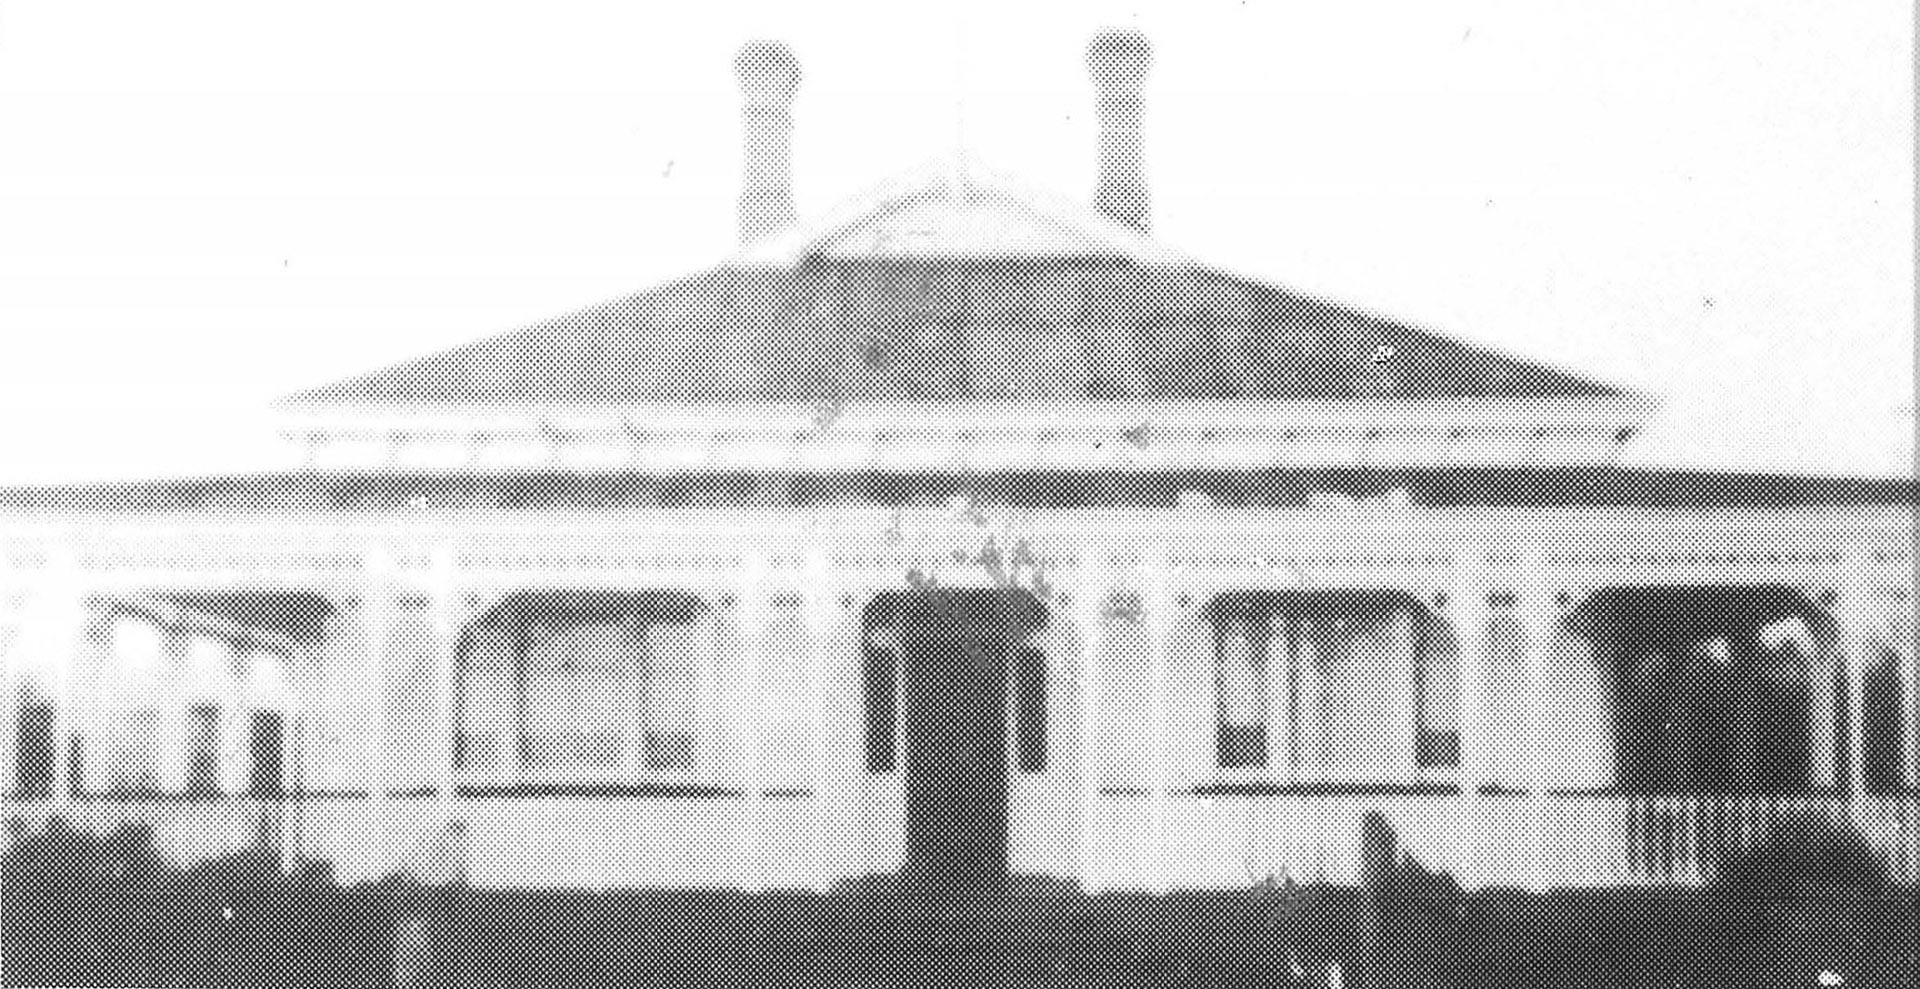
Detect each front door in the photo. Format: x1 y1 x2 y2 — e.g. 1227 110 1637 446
888 587 1046 887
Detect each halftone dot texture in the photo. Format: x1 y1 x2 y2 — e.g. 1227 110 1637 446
3 28 1917 989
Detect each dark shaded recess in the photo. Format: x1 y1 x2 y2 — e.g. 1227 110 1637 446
1863 648 1910 793
3 466 1911 515
248 711 285 800
466 588 706 634
1013 645 1047 773
159 591 336 643
14 701 54 800
1569 586 1831 796
1216 725 1266 770
861 594 1049 776
861 642 898 773
864 588 1048 886
186 704 220 799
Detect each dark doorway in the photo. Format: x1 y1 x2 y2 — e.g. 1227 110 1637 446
865 587 1047 887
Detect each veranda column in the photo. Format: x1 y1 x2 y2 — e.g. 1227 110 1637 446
1517 546 1553 892
46 546 80 810
0 546 16 801
1451 546 1487 890
736 551 766 891
1837 545 1872 809
1143 547 1172 894
1904 589 1918 793
155 624 190 797
429 544 458 817
1075 546 1106 893
1904 585 1919 884
804 549 837 891
363 544 393 875
286 636 324 875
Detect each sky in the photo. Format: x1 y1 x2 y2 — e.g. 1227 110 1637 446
0 0 1912 482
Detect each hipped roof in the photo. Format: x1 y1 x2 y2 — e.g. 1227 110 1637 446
283 160 1629 410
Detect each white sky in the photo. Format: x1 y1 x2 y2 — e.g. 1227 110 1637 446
0 0 1912 481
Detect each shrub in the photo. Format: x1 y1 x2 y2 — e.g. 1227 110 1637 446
3 815 380 988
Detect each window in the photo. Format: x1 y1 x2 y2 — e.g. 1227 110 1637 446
15 696 54 800
248 710 284 799
1214 617 1269 769
525 621 636 771
1207 590 1448 782
458 590 713 784
1013 645 1047 773
1415 622 1461 771
186 703 220 798
862 623 899 773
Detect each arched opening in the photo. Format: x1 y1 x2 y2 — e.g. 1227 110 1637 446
1565 585 1837 796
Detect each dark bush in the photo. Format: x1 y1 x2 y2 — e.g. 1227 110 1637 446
3 815 386 988
1704 812 1906 988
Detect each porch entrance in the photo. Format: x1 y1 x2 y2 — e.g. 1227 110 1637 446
868 587 1048 888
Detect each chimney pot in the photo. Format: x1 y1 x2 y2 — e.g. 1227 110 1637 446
735 40 802 247
1085 29 1154 233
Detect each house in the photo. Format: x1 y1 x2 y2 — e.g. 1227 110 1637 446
1 32 1914 894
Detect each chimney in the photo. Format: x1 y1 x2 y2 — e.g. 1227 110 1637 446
1085 29 1154 232
734 40 802 246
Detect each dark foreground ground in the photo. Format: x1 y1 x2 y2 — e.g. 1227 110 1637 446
5 819 1917 988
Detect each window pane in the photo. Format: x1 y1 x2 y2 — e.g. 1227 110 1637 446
862 626 899 774
1215 617 1267 769
1014 645 1047 773
248 710 284 799
457 628 516 771
1311 606 1414 780
109 708 159 795
186 703 220 797
15 699 54 800
1416 622 1461 770
525 622 633 771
